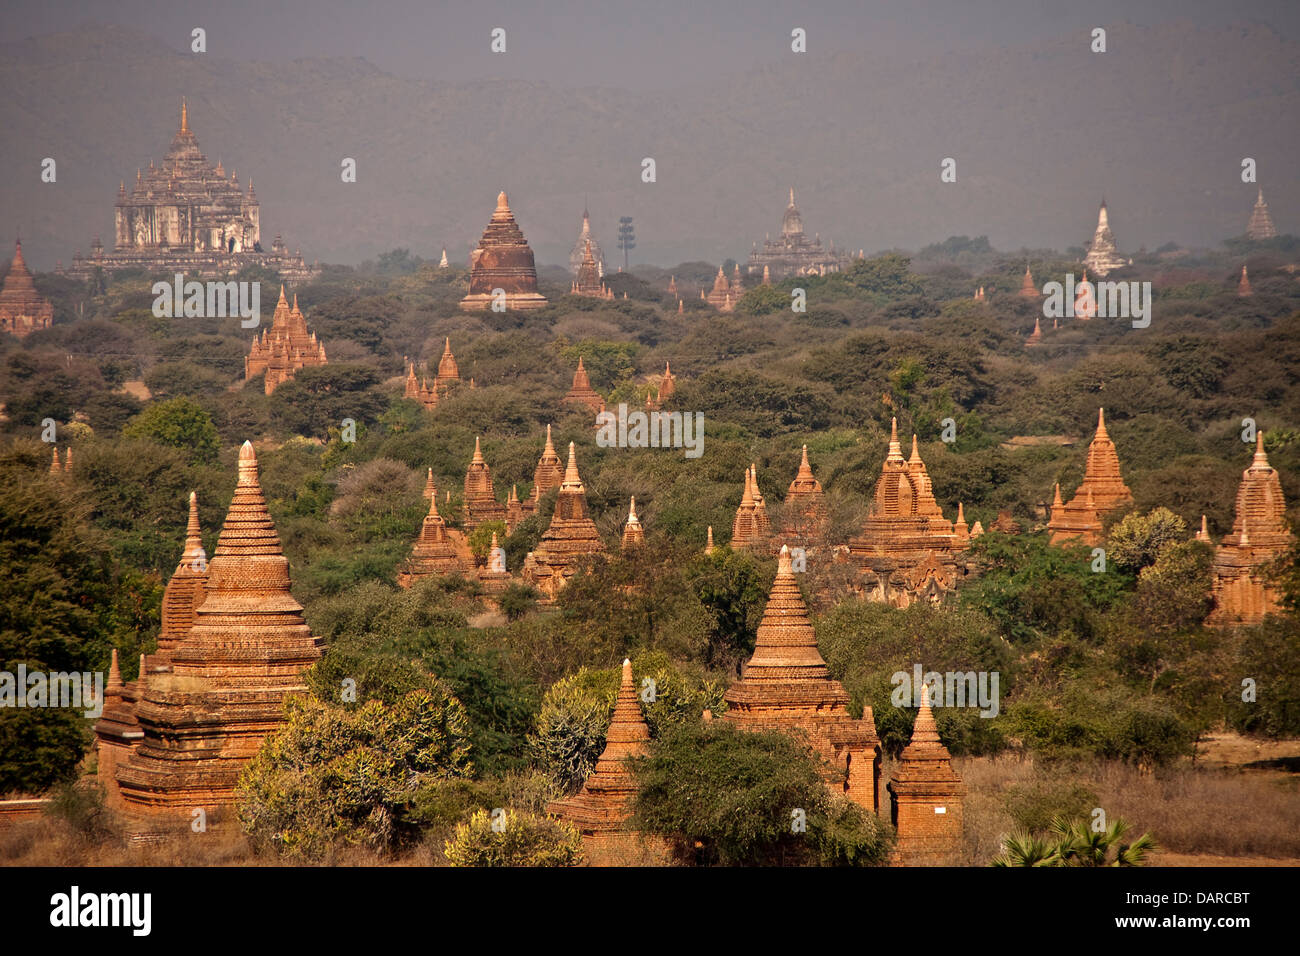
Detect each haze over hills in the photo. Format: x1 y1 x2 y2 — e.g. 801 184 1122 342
2 20 1298 268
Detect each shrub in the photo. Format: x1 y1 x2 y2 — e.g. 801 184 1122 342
444 809 583 867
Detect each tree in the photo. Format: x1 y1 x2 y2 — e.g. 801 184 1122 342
268 364 385 440
444 809 583 866
1107 508 1188 572
237 686 473 859
631 721 892 866
992 816 1157 867
121 397 220 463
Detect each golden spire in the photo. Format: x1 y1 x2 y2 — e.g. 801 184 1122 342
180 97 189 133
562 442 583 490
472 436 485 464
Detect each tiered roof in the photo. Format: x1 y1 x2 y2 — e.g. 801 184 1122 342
463 437 507 529
1246 188 1278 241
400 479 475 584
780 445 828 540
563 357 606 414
730 464 771 550
115 442 322 812
548 659 650 833
460 191 548 311
522 442 606 600
245 286 327 394
723 546 881 809
1208 432 1294 625
1047 408 1133 546
0 240 53 338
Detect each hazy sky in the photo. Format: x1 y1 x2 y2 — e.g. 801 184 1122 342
6 0 1300 90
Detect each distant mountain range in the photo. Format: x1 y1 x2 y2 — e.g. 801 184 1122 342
2 20 1297 268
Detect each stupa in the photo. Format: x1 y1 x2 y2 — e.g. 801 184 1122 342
563 357 606 414
462 437 507 529
887 683 966 865
704 266 736 311
1025 315 1043 347
780 445 829 541
1082 200 1129 276
404 362 439 410
1238 265 1252 297
398 481 475 585
1047 409 1133 546
1207 432 1294 626
530 424 565 509
477 531 513 598
522 442 606 601
548 660 665 864
571 239 613 299
113 442 323 814
621 497 645 549
1018 265 1038 299
435 338 461 389
723 546 882 810
459 191 548 311
569 207 605 276
730 465 771 551
245 287 328 394
847 421 968 606
1246 188 1278 241
156 492 209 666
93 650 144 809
0 240 53 338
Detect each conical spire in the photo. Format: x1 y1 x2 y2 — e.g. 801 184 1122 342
1196 514 1210 542
621 496 645 549
797 444 813 479
424 467 436 499
180 97 188 133
49 447 60 475
561 441 583 491
1252 428 1269 468
705 525 715 555
106 648 124 695
887 418 903 461
736 545 830 681
472 436 485 464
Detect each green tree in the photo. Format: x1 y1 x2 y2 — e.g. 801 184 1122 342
237 686 473 859
120 397 220 463
444 809 583 866
1107 508 1188 572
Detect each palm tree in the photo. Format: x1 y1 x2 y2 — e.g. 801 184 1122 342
992 816 1157 866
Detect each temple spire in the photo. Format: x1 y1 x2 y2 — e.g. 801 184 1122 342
180 97 188 133
562 441 583 490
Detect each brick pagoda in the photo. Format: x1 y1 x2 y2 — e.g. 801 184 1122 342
0 240 53 338
1047 408 1133 546
245 287 327 395
460 191 548 311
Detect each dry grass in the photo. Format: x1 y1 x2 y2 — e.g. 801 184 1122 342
958 754 1300 865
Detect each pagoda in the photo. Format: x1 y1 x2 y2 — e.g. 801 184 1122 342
730 465 771 551
780 445 829 541
0 240 53 338
435 338 461 390
704 267 736 312
563 356 606 414
1018 265 1038 299
462 437 507 529
568 208 605 276
621 497 645 549
1238 265 1252 297
529 424 565 510
460 191 548 311
548 659 665 864
155 492 209 666
1025 315 1043 347
887 683 966 865
477 531 513 598
847 421 968 607
1047 409 1133 546
112 442 323 815
723 546 882 811
398 480 475 586
746 188 849 279
403 361 439 410
1207 432 1294 626
571 240 613 299
522 442 606 601
655 362 676 406
1246 188 1278 241
92 650 144 809
69 101 314 281
1082 200 1129 277
244 287 328 394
